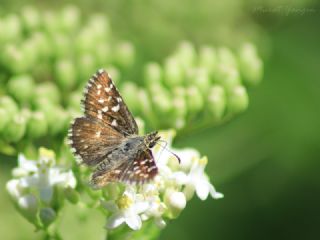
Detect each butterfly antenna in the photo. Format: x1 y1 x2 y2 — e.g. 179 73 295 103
156 140 181 163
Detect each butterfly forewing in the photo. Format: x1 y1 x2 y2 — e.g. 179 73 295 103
82 69 138 136
68 117 124 166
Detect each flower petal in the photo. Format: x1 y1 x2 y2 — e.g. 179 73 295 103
195 180 210 200
106 212 125 229
125 213 142 230
209 184 224 199
134 201 149 214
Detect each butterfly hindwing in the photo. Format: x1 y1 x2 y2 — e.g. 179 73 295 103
91 149 158 187
81 69 138 136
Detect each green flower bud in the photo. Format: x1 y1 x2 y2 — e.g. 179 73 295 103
64 187 80 204
30 32 52 59
150 84 172 116
27 111 48 139
39 207 56 228
20 6 41 31
164 190 186 219
208 85 226 120
94 43 112 66
114 41 135 68
51 34 72 58
187 67 211 95
164 57 184 86
3 14 22 42
60 5 81 32
2 44 28 73
199 46 217 75
121 82 140 114
144 62 163 88
68 91 82 111
138 89 156 126
186 86 204 113
48 107 70 136
214 64 241 91
77 54 97 81
7 74 35 104
238 43 263 85
55 59 77 90
175 41 197 70
217 47 237 68
21 39 39 68
18 194 38 222
43 11 61 33
75 28 96 54
3 113 26 142
0 108 10 131
172 94 187 129
0 96 19 119
33 82 60 106
227 85 249 113
87 14 111 41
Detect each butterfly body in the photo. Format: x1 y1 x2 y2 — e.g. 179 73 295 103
68 69 160 187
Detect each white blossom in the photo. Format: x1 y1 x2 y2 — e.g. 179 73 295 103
103 186 149 230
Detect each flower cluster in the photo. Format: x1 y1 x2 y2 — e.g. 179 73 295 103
99 130 223 235
6 148 76 229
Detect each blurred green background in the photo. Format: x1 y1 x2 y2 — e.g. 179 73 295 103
1 0 320 239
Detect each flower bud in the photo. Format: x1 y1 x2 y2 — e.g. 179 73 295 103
7 74 35 104
121 82 140 114
165 190 186 218
64 187 80 204
55 58 77 90
43 11 61 33
114 41 135 68
187 67 211 95
87 14 111 41
199 46 217 75
30 32 52 59
0 108 10 131
68 91 82 111
3 113 26 142
207 85 226 120
144 62 163 88
186 86 204 114
163 57 184 86
227 85 249 113
3 14 22 42
20 6 40 31
150 84 173 117
217 47 237 68
94 43 112 66
39 207 56 228
238 43 263 85
0 96 19 118
60 5 81 32
214 64 241 91
51 34 72 58
6 179 23 199
77 54 97 81
27 111 48 139
175 41 197 70
33 82 60 105
18 194 38 220
2 44 29 73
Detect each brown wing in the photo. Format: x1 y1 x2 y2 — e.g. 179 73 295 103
81 69 138 136
68 117 124 166
91 149 158 187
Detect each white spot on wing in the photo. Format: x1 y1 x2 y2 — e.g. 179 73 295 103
111 119 117 126
112 104 120 112
102 106 109 112
98 99 104 103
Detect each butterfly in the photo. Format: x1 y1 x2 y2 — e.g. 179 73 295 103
68 69 160 187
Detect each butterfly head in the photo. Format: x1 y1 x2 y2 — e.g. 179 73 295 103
144 131 160 148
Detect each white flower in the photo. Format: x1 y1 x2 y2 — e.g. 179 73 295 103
174 157 224 200
7 148 77 203
104 187 149 230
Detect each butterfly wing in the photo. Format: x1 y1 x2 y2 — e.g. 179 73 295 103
68 117 124 166
91 149 158 187
82 69 138 136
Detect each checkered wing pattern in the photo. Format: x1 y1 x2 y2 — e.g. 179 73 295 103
68 117 124 166
81 69 138 136
91 149 158 187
